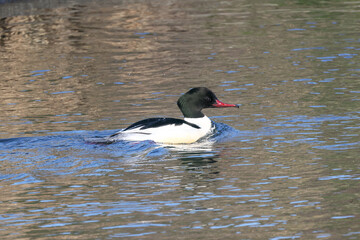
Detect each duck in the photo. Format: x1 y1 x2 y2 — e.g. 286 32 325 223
106 87 239 144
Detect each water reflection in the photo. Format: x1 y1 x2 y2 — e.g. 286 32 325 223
1 0 360 239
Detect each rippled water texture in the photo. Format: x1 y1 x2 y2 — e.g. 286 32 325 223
1 0 360 239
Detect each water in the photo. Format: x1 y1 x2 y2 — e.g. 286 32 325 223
1 0 360 239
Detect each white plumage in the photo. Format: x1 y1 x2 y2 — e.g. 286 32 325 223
107 116 214 144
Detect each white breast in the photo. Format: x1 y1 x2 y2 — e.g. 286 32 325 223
110 116 214 144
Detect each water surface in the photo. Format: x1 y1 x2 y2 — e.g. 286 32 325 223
0 0 359 239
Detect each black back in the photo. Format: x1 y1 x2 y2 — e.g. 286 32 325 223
124 117 200 131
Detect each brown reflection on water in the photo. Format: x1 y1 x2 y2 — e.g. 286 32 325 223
0 1 359 135
0 2 197 136
0 0 308 137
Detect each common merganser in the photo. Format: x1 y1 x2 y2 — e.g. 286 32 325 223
106 87 239 144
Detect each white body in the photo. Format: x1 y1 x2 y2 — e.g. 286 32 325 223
108 116 214 144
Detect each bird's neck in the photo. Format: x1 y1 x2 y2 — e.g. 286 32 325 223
181 108 204 118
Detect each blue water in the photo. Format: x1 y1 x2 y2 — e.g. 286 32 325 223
1 114 359 239
1 0 360 239
1 112 358 185
0 122 241 178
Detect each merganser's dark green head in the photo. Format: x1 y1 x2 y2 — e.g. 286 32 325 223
177 87 239 118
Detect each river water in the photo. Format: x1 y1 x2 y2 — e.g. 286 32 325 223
0 0 359 239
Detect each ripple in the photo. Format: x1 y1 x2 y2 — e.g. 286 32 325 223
103 222 170 230
331 215 355 219
318 175 358 181
313 141 360 150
